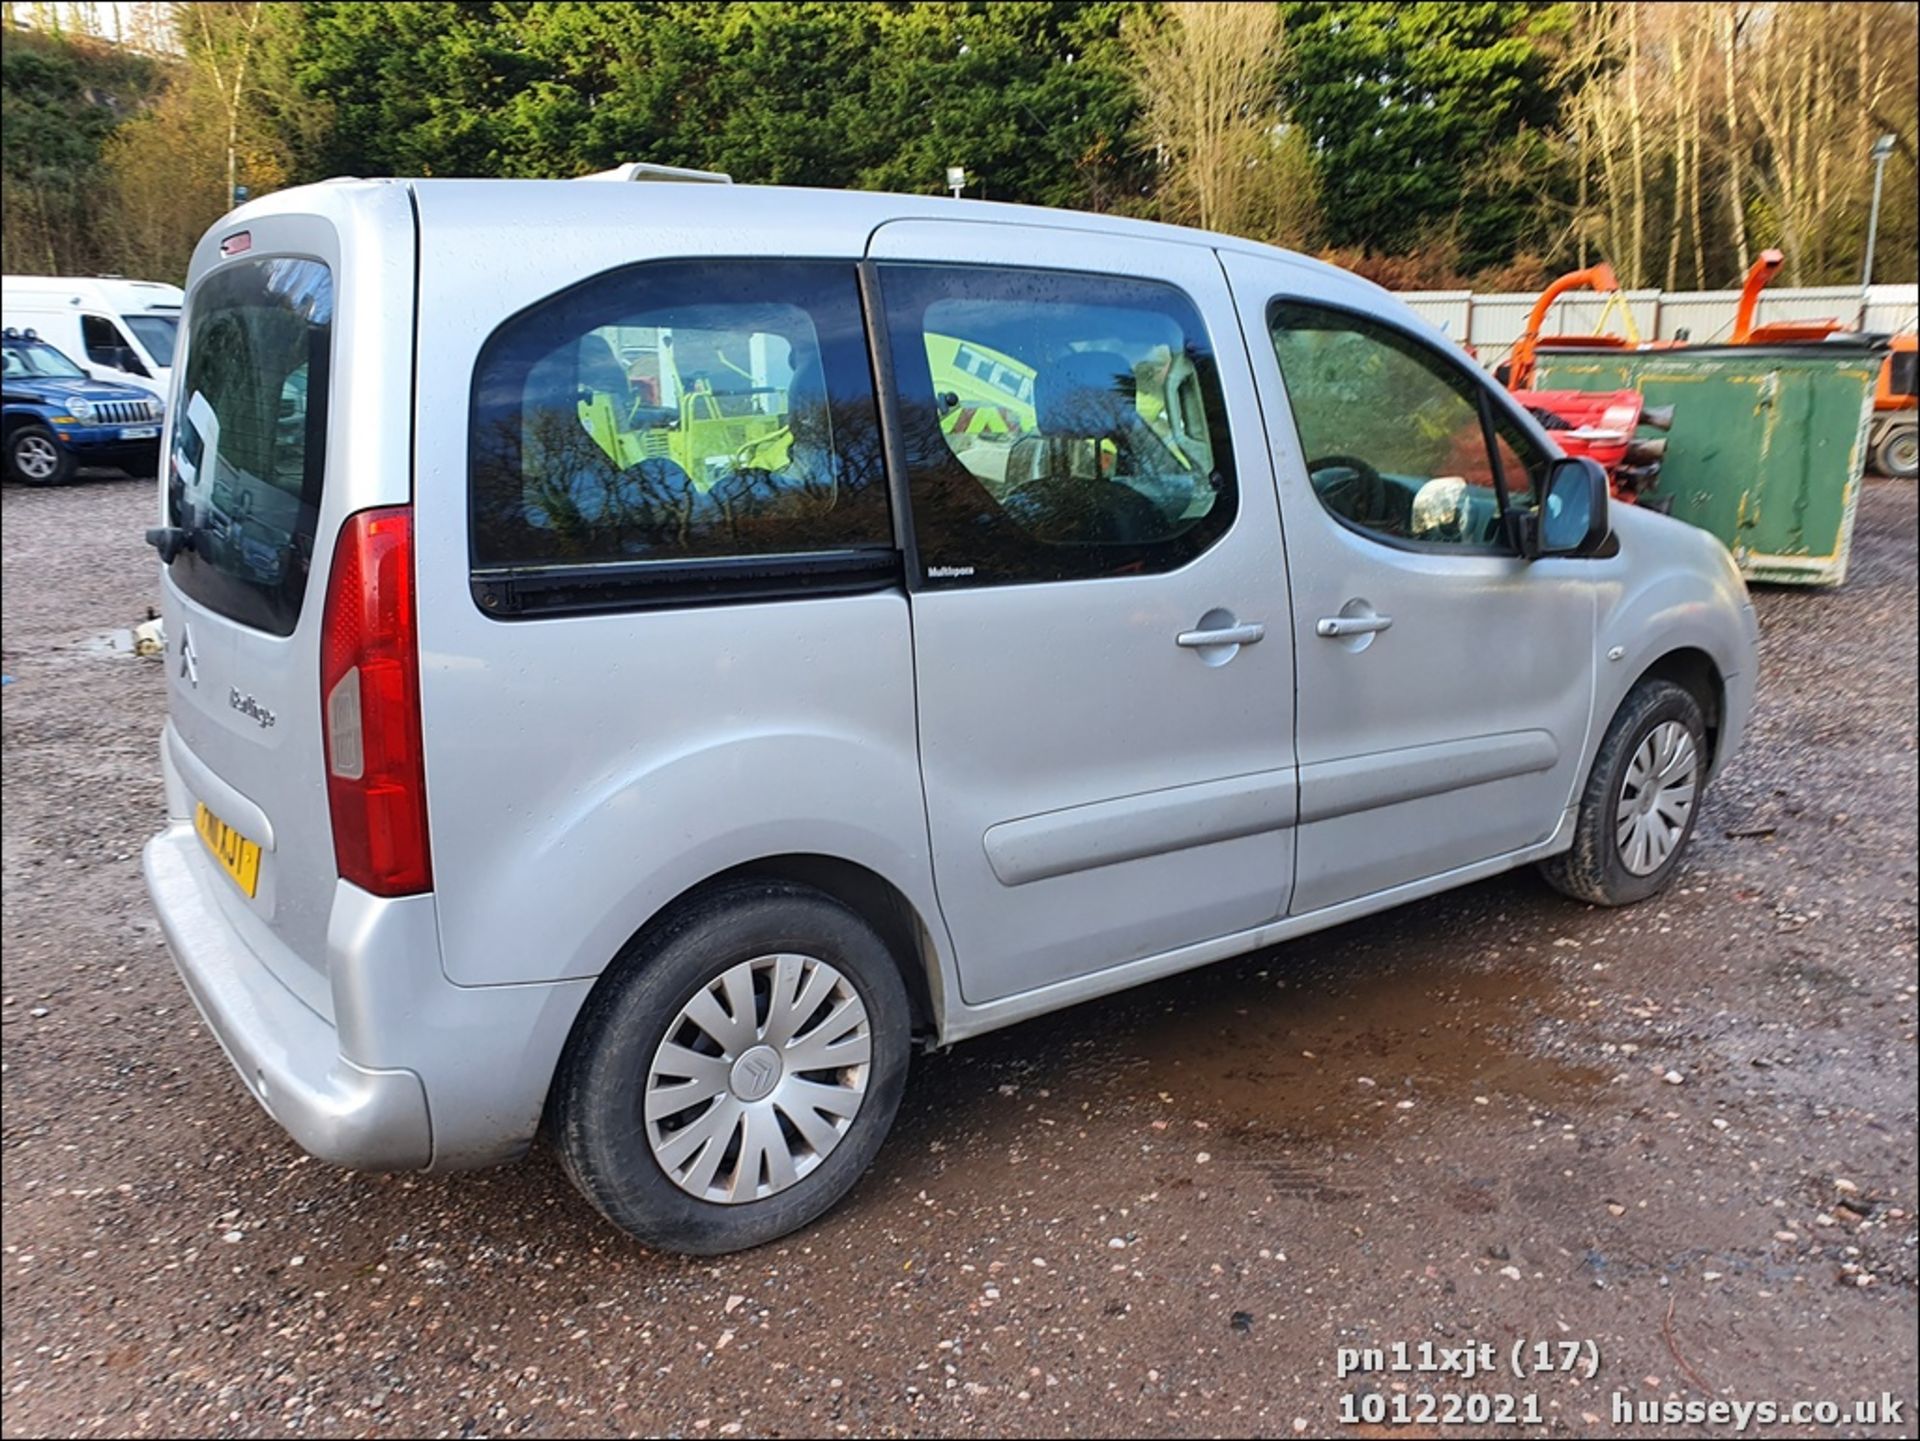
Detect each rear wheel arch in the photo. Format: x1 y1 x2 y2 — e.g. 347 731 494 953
547 855 943 1111
710 855 942 1040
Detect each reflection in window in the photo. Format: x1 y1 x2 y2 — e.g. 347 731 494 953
1270 301 1544 550
880 265 1237 587
164 256 332 636
471 262 890 569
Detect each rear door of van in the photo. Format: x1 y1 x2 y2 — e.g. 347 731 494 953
154 185 418 1018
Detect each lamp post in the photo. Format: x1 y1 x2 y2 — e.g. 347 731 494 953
1860 133 1897 323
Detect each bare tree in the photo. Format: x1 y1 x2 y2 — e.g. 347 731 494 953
1125 1 1319 248
103 0 295 279
182 0 269 211
1562 2 1916 288
1712 3 1753 275
1743 1 1914 284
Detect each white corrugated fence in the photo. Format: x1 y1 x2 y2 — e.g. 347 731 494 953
1399 283 1918 365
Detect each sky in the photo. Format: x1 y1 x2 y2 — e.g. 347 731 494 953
8 1 180 53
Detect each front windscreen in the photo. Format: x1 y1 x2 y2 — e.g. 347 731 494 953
126 314 179 368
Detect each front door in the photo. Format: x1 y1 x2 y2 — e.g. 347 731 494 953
1221 251 1597 914
869 222 1298 1006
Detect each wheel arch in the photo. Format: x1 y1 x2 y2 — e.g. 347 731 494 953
536 852 947 1147
709 854 943 1040
552 851 945 1068
2 408 49 445
1632 646 1725 764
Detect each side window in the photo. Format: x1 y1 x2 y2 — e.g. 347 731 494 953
1269 301 1545 550
877 264 1237 587
82 314 147 376
470 261 891 581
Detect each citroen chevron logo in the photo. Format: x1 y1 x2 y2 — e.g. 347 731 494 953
731 1048 780 1102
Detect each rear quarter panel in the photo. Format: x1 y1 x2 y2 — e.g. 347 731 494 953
407 182 947 989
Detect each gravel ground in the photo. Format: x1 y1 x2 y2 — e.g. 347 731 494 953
3 474 1915 1439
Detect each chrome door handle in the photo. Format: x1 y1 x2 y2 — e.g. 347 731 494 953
1177 621 1266 648
1316 614 1394 638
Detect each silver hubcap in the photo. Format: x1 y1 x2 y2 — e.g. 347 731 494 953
15 436 59 480
645 953 870 1204
1616 720 1699 875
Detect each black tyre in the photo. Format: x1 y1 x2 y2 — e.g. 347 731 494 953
551 880 912 1254
1873 423 1917 481
1539 678 1709 907
7 425 74 486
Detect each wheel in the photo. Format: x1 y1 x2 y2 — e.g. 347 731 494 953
1873 422 1917 480
1539 678 1708 907
7 425 73 485
551 880 912 1254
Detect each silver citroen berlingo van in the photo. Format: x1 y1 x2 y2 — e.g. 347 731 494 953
143 171 1757 1254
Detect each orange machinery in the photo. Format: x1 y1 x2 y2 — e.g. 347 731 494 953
1497 262 1673 505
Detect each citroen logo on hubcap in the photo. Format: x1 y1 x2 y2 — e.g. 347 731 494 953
730 1045 781 1102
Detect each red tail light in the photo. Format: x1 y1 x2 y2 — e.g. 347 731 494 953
320 506 432 896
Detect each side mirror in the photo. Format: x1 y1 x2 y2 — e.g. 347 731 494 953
1529 455 1611 558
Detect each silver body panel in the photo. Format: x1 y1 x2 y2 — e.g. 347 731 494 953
1219 250 1599 913
870 217 1299 1005
142 180 1759 1172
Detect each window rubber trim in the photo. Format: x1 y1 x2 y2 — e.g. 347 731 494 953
471 547 902 619
1475 385 1523 551
857 259 924 588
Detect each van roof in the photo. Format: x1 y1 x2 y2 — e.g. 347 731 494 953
1 274 185 312
234 176 1361 291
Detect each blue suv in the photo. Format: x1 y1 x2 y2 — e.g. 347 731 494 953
3 328 164 484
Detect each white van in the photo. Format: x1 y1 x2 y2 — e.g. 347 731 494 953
142 176 1758 1254
1 275 182 402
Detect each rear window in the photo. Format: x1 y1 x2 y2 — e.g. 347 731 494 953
165 258 332 637
469 259 891 574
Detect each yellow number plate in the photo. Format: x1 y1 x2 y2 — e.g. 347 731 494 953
195 802 262 898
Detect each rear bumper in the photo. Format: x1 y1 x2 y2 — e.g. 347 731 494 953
144 808 596 1173
144 823 432 1169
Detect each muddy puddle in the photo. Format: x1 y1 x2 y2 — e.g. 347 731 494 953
1124 949 1611 1142
904 881 1614 1159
